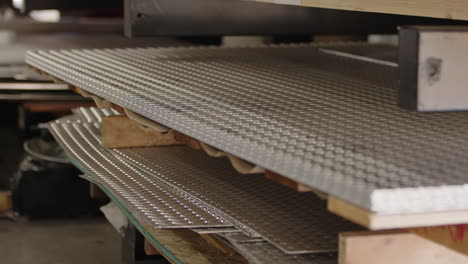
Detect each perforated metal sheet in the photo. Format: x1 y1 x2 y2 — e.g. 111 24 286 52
191 227 240 235
221 233 336 264
113 147 360 254
218 232 266 243
72 107 120 123
48 121 227 228
232 243 336 264
27 44 468 215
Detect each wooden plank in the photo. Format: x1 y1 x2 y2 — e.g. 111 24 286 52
173 131 202 150
101 115 181 148
0 191 12 213
264 170 316 192
247 0 468 20
200 234 239 256
140 226 247 264
339 230 468 264
123 108 170 133
264 170 329 199
410 225 468 256
199 142 264 174
144 238 161 256
328 196 468 230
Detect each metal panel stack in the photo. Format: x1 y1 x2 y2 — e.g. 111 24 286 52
26 42 468 263
48 107 350 263
27 44 468 215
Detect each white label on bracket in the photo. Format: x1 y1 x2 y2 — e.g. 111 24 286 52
418 31 468 111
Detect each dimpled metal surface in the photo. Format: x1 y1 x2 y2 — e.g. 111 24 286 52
64 107 353 253
221 233 337 264
218 232 266 243
48 121 227 228
113 146 360 254
27 44 468 215
191 227 240 234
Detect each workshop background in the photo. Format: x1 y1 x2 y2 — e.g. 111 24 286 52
1 1 468 264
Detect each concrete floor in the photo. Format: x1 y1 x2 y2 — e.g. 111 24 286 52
0 217 121 264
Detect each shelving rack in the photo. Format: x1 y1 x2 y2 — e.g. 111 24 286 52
22 1 468 262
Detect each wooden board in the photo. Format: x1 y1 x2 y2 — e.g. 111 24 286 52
199 142 264 174
339 230 468 264
328 196 468 230
265 170 316 192
123 108 170 133
247 0 468 20
101 115 181 148
138 226 246 264
331 197 468 255
200 234 239 256
173 131 203 150
410 225 468 256
144 239 161 256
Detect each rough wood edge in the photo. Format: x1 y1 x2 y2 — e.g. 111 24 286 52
123 108 170 133
144 238 161 256
101 115 181 148
173 131 202 149
200 142 265 174
339 230 403 264
339 230 468 264
410 225 468 256
139 227 246 264
265 170 318 193
200 234 239 256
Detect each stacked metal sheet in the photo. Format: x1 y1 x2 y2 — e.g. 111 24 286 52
112 146 360 254
28 44 468 216
220 233 337 264
49 120 227 228
47 109 359 263
191 227 241 234
72 107 120 123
